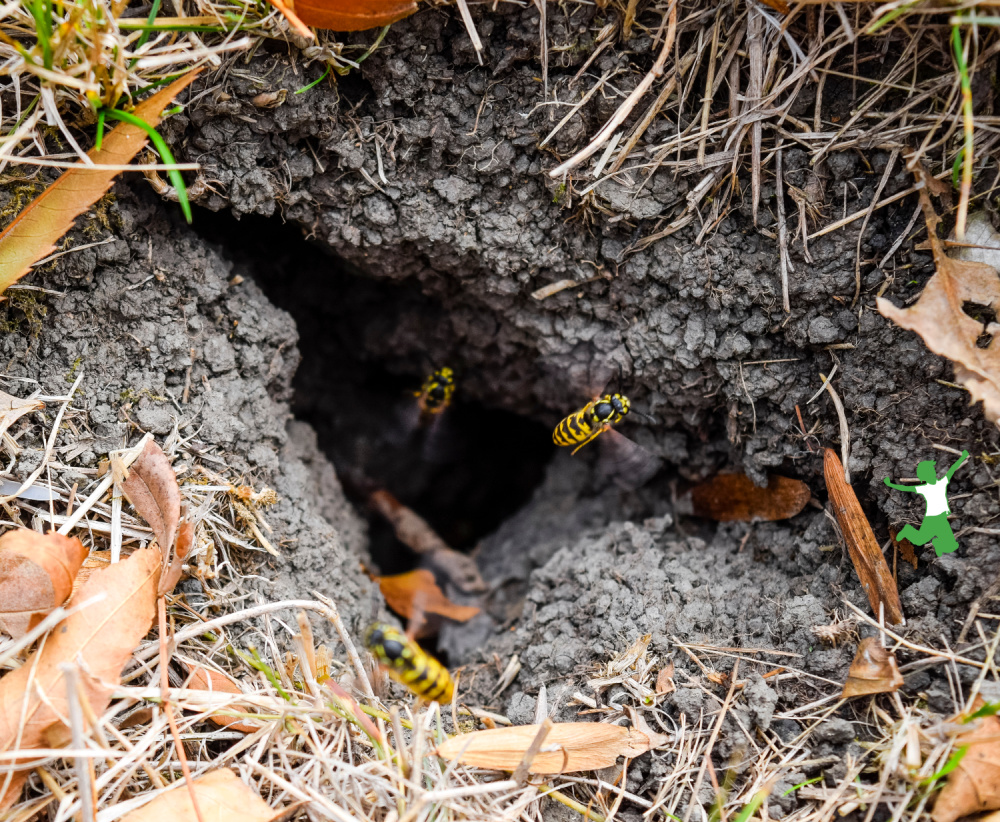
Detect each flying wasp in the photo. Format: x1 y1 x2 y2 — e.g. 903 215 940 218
415 367 456 422
553 367 662 489
364 621 454 704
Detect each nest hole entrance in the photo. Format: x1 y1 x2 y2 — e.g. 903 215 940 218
192 208 555 576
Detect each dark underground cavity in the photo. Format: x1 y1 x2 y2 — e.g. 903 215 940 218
191 208 556 574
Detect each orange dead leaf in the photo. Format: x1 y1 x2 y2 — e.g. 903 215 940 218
0 530 87 637
377 568 480 624
932 699 1000 822
0 72 200 293
369 489 485 592
824 449 904 625
119 768 284 822
840 637 904 698
182 664 264 734
0 547 159 811
160 520 194 596
289 0 417 31
121 438 180 567
0 390 44 443
436 715 670 774
877 163 1000 425
688 473 811 522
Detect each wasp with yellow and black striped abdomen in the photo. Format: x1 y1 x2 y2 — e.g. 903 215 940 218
415 367 455 421
553 392 633 454
364 621 454 703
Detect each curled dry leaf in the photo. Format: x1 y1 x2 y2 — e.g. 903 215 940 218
182 664 264 734
377 568 480 624
877 165 1000 425
932 699 1000 822
0 72 200 293
369 489 486 593
840 637 904 698
436 716 670 775
0 547 159 811
686 473 811 522
159 520 194 597
121 438 180 567
0 530 87 637
824 449 904 625
655 662 675 695
289 0 418 31
0 390 43 443
890 526 919 571
119 768 283 822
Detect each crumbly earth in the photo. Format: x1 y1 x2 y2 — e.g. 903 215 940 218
4 1 1000 815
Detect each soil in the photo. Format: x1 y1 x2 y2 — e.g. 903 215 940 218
4 1 1000 816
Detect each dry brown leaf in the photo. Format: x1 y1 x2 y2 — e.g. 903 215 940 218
0 390 43 443
121 438 180 565
119 768 282 822
160 520 194 596
377 568 480 624
0 530 87 637
877 164 1000 424
0 72 200 293
182 664 263 734
840 637 904 698
0 547 159 810
436 718 670 774
369 489 486 592
688 473 811 521
655 662 675 695
932 699 1000 822
290 0 417 31
824 448 904 625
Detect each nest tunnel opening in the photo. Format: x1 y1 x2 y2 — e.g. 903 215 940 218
191 208 556 579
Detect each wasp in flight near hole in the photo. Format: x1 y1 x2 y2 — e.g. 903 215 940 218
553 391 635 454
364 621 454 704
415 367 455 422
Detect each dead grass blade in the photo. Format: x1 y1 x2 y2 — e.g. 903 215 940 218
0 72 199 293
0 530 87 638
119 769 284 822
0 547 159 811
824 448 904 625
436 719 670 775
0 391 44 443
877 163 1000 425
840 637 903 698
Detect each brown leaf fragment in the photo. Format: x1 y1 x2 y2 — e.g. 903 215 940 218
369 489 486 592
119 768 283 822
377 568 480 624
289 0 418 31
840 637 904 698
824 448 904 625
0 72 200 292
122 438 180 565
932 699 1000 822
0 390 43 443
0 530 87 637
688 473 811 522
877 163 1000 425
0 547 159 811
159 520 194 597
182 664 264 734
890 527 919 570
655 662 675 695
436 720 670 774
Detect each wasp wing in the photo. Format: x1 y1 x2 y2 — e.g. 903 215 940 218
596 428 662 490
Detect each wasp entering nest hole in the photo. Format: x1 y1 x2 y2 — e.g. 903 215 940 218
192 208 556 585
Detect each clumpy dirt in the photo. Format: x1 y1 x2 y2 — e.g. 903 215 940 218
6 0 1000 815
0 183 372 633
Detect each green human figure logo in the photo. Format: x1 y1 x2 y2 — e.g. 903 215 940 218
883 450 969 557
